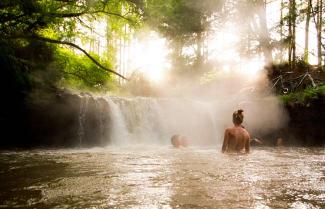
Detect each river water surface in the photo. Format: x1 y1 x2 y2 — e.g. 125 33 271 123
0 147 324 208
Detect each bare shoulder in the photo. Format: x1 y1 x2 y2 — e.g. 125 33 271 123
224 127 232 134
242 128 250 139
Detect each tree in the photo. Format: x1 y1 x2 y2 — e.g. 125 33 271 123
256 0 273 64
0 0 143 82
316 0 323 67
287 0 297 70
304 0 312 62
230 0 273 63
280 0 284 62
145 0 225 74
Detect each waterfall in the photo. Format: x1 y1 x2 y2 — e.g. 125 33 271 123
107 97 218 145
75 95 219 146
105 97 130 145
95 99 104 145
77 95 89 146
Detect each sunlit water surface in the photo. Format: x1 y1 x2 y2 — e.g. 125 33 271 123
0 147 324 209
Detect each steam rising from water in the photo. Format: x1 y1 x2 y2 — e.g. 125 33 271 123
115 3 289 146
152 68 288 145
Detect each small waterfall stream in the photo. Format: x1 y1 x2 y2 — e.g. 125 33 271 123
77 95 89 146
105 97 129 145
95 99 104 145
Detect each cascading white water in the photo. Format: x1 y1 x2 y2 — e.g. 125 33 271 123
95 99 104 145
104 97 130 145
107 97 219 145
77 95 89 146
76 95 222 146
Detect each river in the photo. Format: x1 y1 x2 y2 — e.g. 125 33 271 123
0 147 324 208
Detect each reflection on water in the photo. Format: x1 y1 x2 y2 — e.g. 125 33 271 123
0 147 324 208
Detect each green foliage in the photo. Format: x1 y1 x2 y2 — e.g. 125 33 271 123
280 84 325 104
0 0 143 37
54 48 117 92
0 37 55 92
146 0 223 35
0 40 30 91
0 0 144 93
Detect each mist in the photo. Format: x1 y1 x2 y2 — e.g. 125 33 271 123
114 48 289 146
104 68 288 147
23 0 291 147
130 65 289 146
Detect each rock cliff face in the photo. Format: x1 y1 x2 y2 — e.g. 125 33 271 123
26 92 113 147
0 91 113 148
26 92 81 147
284 94 325 146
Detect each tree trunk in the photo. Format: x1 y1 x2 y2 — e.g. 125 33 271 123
304 0 312 62
288 0 296 70
122 24 127 82
288 0 292 68
280 0 284 62
196 31 203 65
317 0 323 67
292 0 296 70
119 33 123 84
257 0 273 64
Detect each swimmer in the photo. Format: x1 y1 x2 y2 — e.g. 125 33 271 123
171 135 187 148
250 138 263 146
171 135 182 148
222 109 250 154
276 137 284 146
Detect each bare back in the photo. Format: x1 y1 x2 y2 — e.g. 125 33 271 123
222 126 250 153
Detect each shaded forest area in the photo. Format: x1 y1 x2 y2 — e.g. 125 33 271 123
0 0 324 148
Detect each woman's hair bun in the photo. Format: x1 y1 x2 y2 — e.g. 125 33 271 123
233 109 244 124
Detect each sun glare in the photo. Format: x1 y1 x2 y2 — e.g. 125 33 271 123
130 32 170 83
220 58 264 79
208 29 240 62
241 59 265 77
209 27 264 78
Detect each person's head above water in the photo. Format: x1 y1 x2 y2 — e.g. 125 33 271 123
171 135 188 148
232 109 244 125
171 135 181 148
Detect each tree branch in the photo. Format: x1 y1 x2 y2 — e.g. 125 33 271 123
310 3 325 50
8 35 128 80
47 10 136 24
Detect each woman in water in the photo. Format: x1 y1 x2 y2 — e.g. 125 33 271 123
222 109 250 154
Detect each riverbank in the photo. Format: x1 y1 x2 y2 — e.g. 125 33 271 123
255 85 325 146
281 86 325 146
